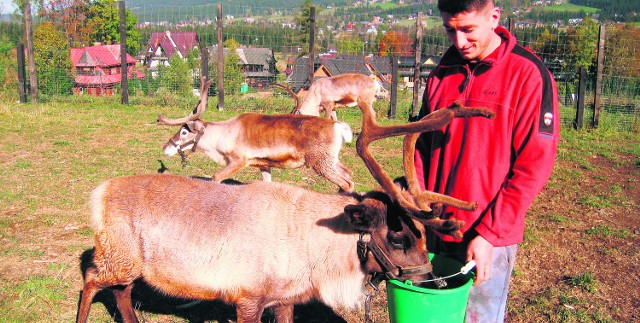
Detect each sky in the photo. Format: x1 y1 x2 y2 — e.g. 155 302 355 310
1 0 17 14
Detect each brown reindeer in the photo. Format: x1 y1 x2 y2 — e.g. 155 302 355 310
158 77 354 192
276 73 387 121
76 98 494 322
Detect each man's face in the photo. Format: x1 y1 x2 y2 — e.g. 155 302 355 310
441 5 501 62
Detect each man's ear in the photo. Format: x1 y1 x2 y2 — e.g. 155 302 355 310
489 6 501 29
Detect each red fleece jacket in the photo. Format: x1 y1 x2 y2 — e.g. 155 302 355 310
415 26 560 246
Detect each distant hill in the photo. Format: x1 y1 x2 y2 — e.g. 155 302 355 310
570 0 639 21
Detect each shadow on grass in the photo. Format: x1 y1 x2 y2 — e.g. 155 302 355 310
78 249 346 323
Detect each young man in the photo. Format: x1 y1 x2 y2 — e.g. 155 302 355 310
414 0 559 321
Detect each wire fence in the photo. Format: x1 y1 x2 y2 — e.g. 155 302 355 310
2 2 639 131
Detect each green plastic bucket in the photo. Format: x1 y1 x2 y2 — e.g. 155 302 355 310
386 253 473 323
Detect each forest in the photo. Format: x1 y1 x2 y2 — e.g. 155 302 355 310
571 0 640 22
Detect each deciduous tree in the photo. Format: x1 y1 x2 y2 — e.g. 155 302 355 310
378 29 414 57
33 22 73 96
38 0 92 47
86 0 142 56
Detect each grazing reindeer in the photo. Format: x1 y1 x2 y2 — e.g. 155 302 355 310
276 73 386 121
158 77 354 192
76 99 494 323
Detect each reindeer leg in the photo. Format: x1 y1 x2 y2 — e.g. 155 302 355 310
309 160 354 193
77 265 140 323
273 304 294 323
212 158 248 183
236 300 266 323
77 267 100 323
112 283 139 323
260 167 272 182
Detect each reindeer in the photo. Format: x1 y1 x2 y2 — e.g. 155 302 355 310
77 99 494 323
158 77 354 192
276 73 387 121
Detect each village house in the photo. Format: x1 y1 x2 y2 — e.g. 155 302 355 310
70 43 144 96
208 45 278 89
144 31 200 77
236 47 278 88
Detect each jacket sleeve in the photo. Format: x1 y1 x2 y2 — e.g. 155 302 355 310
414 77 435 192
474 69 560 246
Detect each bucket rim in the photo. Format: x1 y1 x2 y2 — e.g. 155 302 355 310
387 277 472 295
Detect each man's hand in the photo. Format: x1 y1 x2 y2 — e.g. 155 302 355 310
467 235 493 286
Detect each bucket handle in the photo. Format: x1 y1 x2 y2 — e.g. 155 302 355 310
413 260 476 284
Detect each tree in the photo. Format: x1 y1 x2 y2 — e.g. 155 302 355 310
336 34 364 55
604 24 640 79
378 30 414 57
567 17 599 70
86 0 142 56
157 54 193 98
38 0 92 47
0 35 18 100
36 0 142 55
33 22 74 96
215 39 244 95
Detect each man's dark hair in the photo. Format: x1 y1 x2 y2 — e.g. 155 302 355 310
437 0 494 15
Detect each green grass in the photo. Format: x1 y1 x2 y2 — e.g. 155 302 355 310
586 225 633 238
566 272 598 293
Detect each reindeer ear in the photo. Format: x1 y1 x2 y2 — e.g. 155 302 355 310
185 120 205 133
345 203 381 231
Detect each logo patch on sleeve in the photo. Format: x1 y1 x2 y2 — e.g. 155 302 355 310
543 112 553 126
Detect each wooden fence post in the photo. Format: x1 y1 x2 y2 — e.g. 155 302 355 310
388 56 398 120
201 47 209 82
24 0 37 104
308 6 316 88
412 12 423 118
17 43 27 103
574 66 586 130
216 3 224 111
592 24 605 128
119 1 129 105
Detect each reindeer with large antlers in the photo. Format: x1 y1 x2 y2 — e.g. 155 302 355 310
158 77 355 192
355 98 496 233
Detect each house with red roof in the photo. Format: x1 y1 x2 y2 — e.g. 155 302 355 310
70 44 144 96
145 31 200 76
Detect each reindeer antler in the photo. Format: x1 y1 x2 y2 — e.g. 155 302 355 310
158 76 214 126
355 99 495 237
273 83 300 114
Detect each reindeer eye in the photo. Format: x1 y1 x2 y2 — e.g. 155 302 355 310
388 234 407 250
180 128 190 137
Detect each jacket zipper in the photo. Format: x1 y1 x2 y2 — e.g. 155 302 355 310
461 65 473 98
